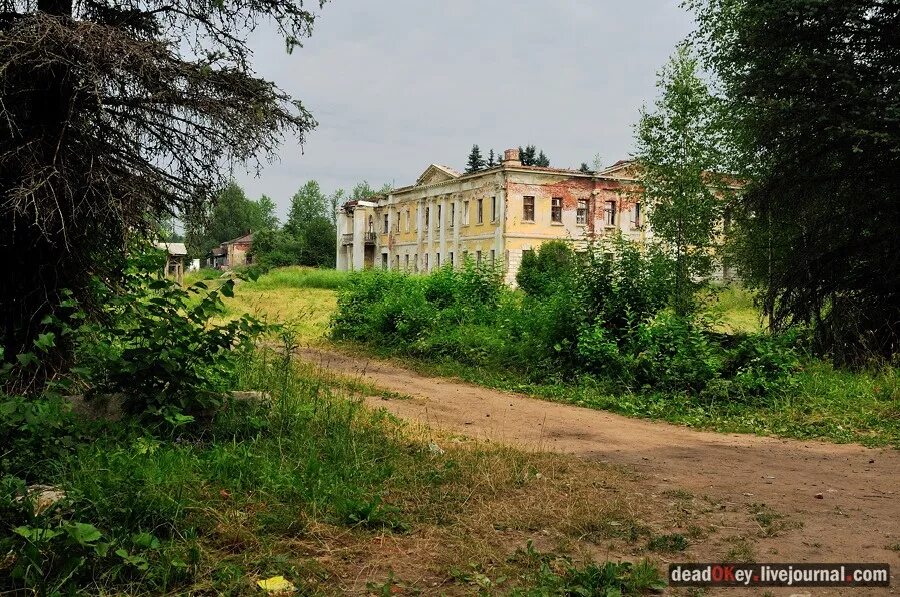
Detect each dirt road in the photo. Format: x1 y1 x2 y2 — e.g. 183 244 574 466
298 347 900 591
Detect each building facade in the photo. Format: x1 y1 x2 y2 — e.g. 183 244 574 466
337 149 650 285
208 232 254 269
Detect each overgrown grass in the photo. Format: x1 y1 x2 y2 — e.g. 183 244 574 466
3 349 682 594
244 266 350 290
703 284 766 333
327 263 899 447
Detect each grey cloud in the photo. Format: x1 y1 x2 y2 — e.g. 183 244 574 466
236 0 694 219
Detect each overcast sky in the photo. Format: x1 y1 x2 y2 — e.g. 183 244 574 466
236 0 696 218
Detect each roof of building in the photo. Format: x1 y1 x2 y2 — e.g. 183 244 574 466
416 164 463 186
155 242 188 256
221 232 254 246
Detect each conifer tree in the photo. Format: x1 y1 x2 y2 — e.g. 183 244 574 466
465 145 486 173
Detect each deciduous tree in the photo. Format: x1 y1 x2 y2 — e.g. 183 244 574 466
636 45 729 316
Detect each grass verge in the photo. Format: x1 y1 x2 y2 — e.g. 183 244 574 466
341 343 900 448
3 348 701 595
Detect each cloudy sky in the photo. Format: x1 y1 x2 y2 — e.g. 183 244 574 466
236 0 696 218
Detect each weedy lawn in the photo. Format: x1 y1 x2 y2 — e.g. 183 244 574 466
9 348 709 595
220 267 899 448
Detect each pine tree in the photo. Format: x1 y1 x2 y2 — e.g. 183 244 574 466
579 163 592 174
487 149 496 167
536 150 550 167
519 145 538 166
466 145 486 173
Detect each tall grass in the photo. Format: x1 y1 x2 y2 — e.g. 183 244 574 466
330 265 899 447
244 266 350 290
4 346 671 594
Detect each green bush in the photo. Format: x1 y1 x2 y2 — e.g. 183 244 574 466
631 312 725 393
76 249 265 424
330 237 800 405
516 240 575 297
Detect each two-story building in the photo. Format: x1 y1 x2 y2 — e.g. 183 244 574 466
336 148 649 285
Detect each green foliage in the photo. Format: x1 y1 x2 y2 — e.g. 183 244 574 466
689 0 900 364
77 249 265 423
251 180 337 270
636 44 730 315
516 240 575 297
648 533 688 553
0 346 449 594
0 395 78 480
517 144 550 167
330 238 799 402
241 266 351 291
185 181 277 259
465 144 486 173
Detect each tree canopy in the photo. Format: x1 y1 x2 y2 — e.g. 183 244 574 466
518 145 550 167
690 0 900 362
0 0 322 361
636 45 729 315
465 144 486 173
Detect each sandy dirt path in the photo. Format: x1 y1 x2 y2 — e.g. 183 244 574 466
297 347 900 591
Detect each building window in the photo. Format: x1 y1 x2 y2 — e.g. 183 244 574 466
462 249 468 263
414 253 418 272
435 252 440 268
477 198 484 224
437 204 442 229
523 196 535 221
406 209 411 232
449 251 454 267
604 200 616 226
368 215 374 232
577 199 588 225
633 203 642 228
424 253 428 270
395 254 400 269
463 201 470 225
551 197 562 223
381 253 388 269
450 202 455 228
476 250 482 265
491 196 497 221
490 249 496 265
405 254 409 270
425 206 430 228
383 213 389 233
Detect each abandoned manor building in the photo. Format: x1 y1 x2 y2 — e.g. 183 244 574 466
336 148 650 285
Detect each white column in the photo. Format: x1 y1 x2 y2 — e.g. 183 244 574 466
352 209 366 271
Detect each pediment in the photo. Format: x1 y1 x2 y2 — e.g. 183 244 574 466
416 164 462 186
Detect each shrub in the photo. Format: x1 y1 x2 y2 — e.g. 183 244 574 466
0 395 78 480
575 235 674 339
631 312 724 393
516 240 575 297
329 239 800 405
76 249 265 424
